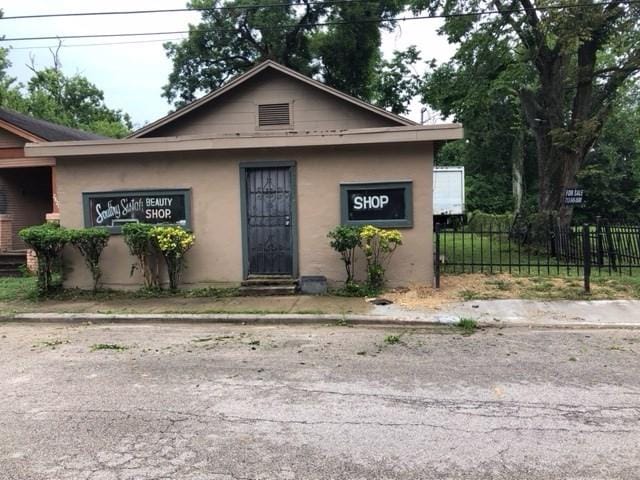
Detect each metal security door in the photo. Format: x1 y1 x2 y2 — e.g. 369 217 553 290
245 166 293 275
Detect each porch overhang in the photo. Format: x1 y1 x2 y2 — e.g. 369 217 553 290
0 157 56 168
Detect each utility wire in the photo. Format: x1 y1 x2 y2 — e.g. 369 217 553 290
1 0 637 43
9 37 189 51
0 0 634 20
0 0 374 20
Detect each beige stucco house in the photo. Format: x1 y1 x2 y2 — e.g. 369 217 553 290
25 60 462 289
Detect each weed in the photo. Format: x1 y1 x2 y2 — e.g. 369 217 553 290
90 343 128 352
459 289 493 301
332 283 381 298
335 318 351 327
457 318 478 333
486 279 511 291
384 334 401 345
248 340 260 346
568 356 577 361
33 339 68 349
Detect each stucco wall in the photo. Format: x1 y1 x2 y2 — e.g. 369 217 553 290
148 69 401 137
57 142 433 289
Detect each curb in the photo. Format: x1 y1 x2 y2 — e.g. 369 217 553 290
1 313 640 329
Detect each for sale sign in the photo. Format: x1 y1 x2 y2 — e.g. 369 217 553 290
564 188 584 205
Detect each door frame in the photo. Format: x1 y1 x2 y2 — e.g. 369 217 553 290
239 160 299 279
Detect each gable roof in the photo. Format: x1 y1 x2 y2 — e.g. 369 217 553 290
131 60 416 138
0 107 106 142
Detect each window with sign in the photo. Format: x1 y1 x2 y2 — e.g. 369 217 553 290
82 189 192 233
340 181 413 228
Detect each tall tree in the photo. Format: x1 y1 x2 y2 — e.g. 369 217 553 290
0 50 132 138
575 84 640 222
422 28 534 214
163 0 327 106
312 0 405 100
163 0 419 112
24 64 133 138
416 0 640 226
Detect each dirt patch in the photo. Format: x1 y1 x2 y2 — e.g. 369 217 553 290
386 273 639 310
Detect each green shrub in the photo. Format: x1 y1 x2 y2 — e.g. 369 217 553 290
149 225 195 292
18 223 70 296
359 225 402 290
327 225 362 284
466 210 514 233
69 228 110 292
122 223 160 289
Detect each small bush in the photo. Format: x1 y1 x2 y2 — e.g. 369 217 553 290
150 225 195 292
466 210 513 233
328 225 362 285
122 223 160 289
69 228 110 292
18 223 70 296
359 225 402 290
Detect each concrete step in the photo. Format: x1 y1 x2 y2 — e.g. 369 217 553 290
0 252 27 265
242 277 298 287
0 252 26 277
238 285 298 296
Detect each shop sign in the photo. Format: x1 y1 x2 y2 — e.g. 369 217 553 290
82 189 191 233
340 181 412 228
564 188 584 205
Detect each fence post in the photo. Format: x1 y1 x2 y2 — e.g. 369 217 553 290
434 223 441 289
595 216 604 267
604 222 617 271
582 223 591 293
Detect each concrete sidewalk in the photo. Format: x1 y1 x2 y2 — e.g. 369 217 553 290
372 299 640 328
3 298 640 329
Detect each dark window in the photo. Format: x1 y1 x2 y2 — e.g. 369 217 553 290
258 103 290 127
82 189 192 234
340 181 413 228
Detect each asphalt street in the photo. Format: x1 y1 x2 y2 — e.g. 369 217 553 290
1 322 639 479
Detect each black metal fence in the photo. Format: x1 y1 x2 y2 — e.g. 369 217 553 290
434 218 640 291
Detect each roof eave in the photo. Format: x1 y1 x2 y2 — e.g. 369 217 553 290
26 124 463 158
0 118 46 143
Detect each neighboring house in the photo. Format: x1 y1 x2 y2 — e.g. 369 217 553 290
25 60 463 289
0 107 103 252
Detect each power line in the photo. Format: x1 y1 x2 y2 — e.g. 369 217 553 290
9 37 189 51
1 0 637 43
0 0 370 20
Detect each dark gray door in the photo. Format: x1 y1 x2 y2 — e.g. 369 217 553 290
245 166 293 275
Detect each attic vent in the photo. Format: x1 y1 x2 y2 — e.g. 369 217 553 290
258 103 290 127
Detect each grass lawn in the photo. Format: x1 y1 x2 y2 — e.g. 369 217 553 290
439 230 640 277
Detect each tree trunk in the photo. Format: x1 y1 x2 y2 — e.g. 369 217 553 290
511 127 525 215
534 127 581 228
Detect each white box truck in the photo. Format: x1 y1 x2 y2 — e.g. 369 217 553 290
433 166 465 216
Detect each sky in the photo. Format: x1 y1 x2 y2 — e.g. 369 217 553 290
1 1 457 129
